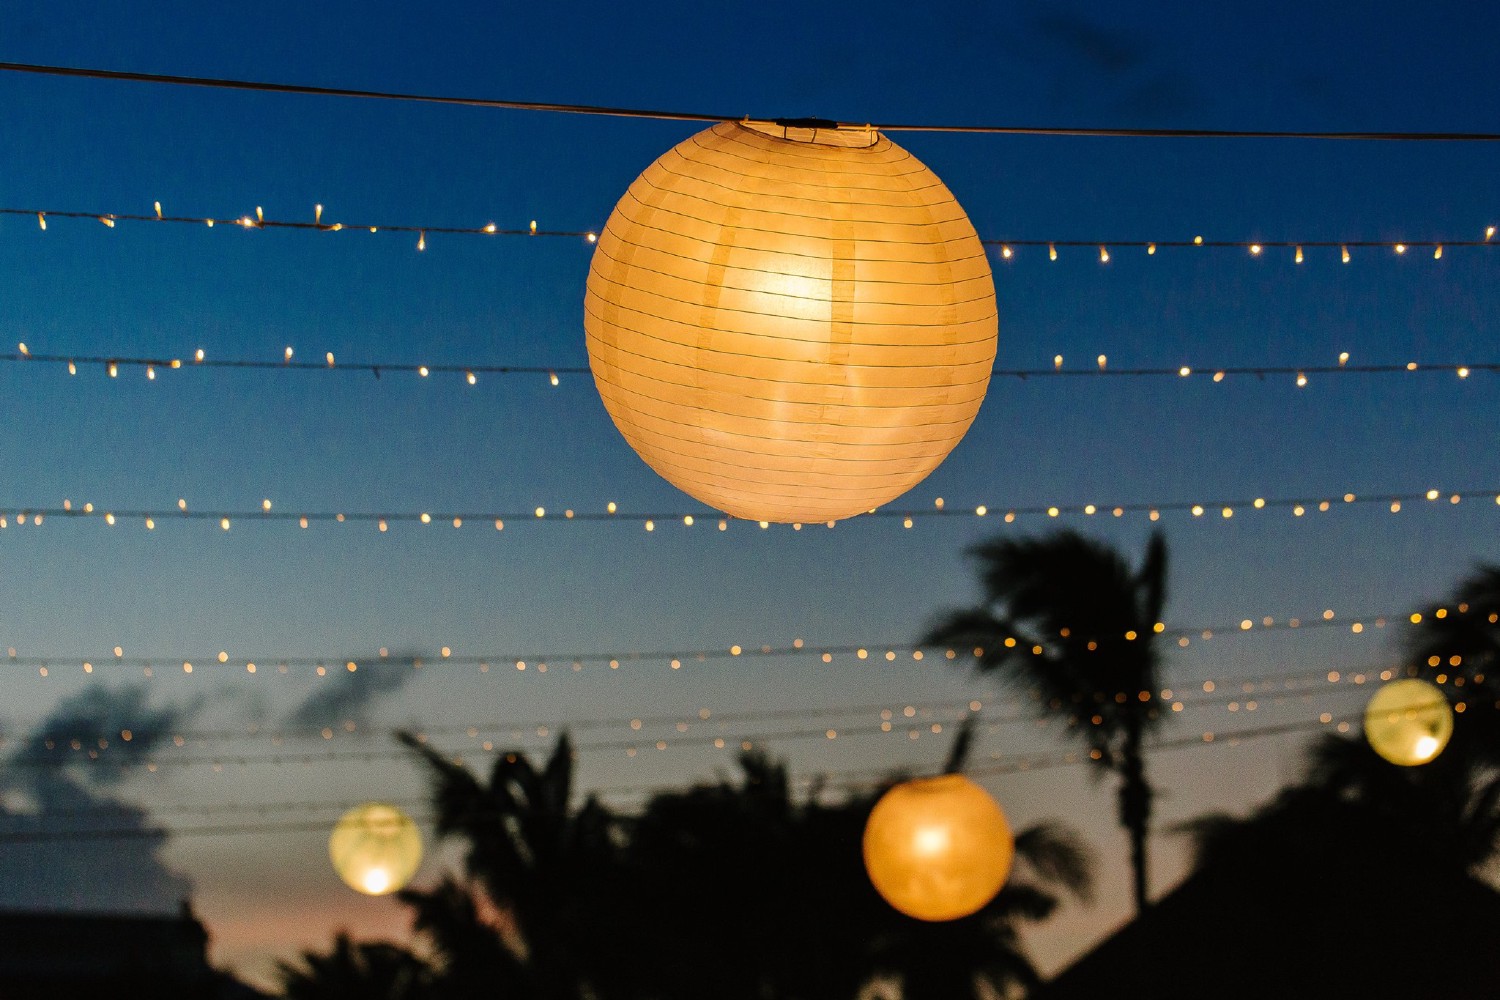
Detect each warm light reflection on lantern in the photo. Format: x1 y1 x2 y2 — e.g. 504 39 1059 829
584 120 998 523
862 773 1014 921
1363 678 1453 766
329 802 423 896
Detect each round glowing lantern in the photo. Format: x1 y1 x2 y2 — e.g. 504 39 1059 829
584 119 998 524
1363 678 1454 766
329 802 423 896
863 773 1014 921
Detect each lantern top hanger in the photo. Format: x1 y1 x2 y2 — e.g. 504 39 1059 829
747 118 881 147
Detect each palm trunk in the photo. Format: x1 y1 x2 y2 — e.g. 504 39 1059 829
1117 712 1153 914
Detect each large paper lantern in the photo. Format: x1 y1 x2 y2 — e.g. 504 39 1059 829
1364 678 1454 766
329 802 423 896
863 774 1014 921
584 119 998 524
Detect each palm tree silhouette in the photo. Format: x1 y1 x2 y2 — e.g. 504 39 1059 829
397 731 636 1000
628 723 1093 1000
276 932 431 1000
923 530 1168 913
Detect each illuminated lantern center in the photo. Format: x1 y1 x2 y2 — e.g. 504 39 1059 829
862 773 1014 921
584 120 998 524
1363 678 1454 766
328 802 423 896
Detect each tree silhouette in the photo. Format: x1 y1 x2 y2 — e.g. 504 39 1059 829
1404 564 1500 761
276 932 431 1000
923 530 1167 913
398 731 641 1000
627 726 1093 1000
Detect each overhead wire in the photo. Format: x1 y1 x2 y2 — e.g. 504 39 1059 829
3 62 1499 141
0 713 1366 843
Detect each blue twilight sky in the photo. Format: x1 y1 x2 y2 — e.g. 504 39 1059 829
0 0 1497 987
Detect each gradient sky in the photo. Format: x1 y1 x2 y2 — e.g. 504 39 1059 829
1 0 1497 989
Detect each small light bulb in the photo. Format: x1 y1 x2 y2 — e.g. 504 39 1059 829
16 342 27 357
195 349 205 363
146 366 155 380
1296 372 1307 387
1099 245 1110 263
255 206 263 223
1433 244 1443 259
417 231 426 251
1147 243 1156 255
1179 366 1191 377
1193 235 1203 245
315 204 323 224
36 212 45 230
326 352 335 367
1486 226 1495 241
549 371 560 386
1000 245 1012 259
1249 244 1262 256
1338 351 1349 366
1097 354 1107 369
1394 243 1407 255
466 371 476 385
154 201 163 219
529 221 537 235
99 216 115 228
1294 246 1303 264
1048 243 1057 261
1341 245 1351 263
484 223 497 233
586 232 598 244
1053 354 1063 369
284 346 293 361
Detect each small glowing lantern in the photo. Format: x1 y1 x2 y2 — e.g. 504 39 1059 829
863 774 1014 921
329 802 423 896
1364 678 1454 766
584 120 998 524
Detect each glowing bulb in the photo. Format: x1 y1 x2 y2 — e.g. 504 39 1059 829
1048 243 1057 261
315 204 323 224
1294 246 1303 264
1097 355 1107 369
484 222 497 234
1338 352 1349 366
1341 245 1351 264
549 371 560 386
1000 245 1012 259
1192 235 1203 245
284 346 294 361
1249 244 1262 256
466 371 476 385
417 231 426 251
1395 243 1406 255
1099 245 1110 263
1147 242 1156 255
1296 372 1307 387
1433 245 1443 259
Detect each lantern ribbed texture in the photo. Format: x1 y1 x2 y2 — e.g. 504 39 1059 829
328 802 423 896
862 773 1014 921
584 121 998 523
